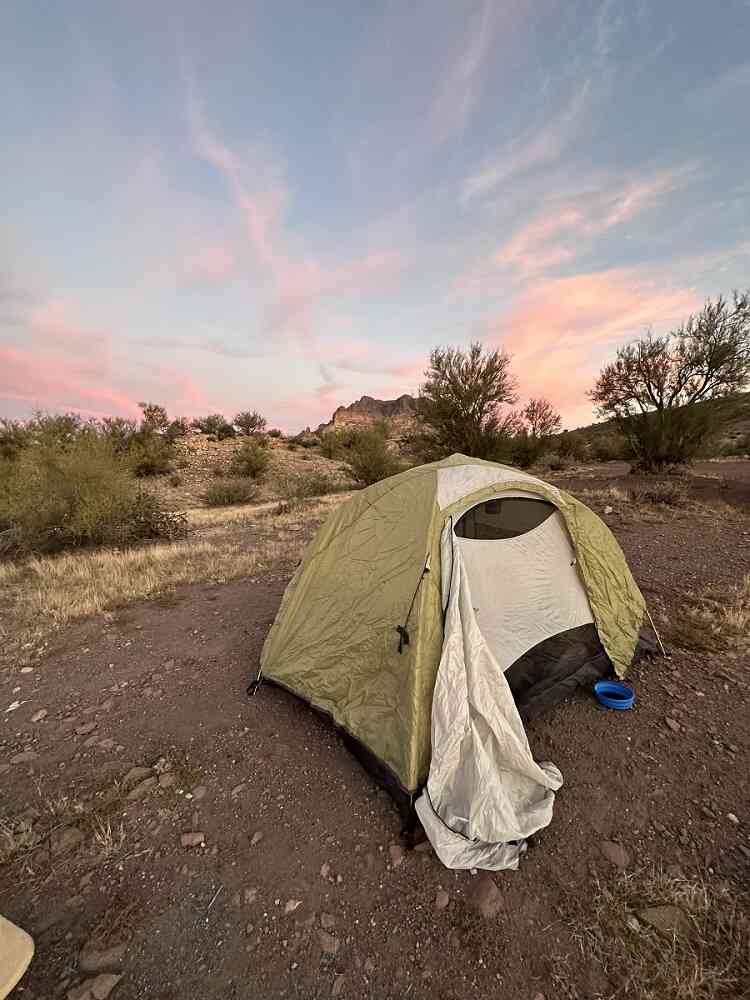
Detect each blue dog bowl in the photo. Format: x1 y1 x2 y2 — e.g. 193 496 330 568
594 680 635 710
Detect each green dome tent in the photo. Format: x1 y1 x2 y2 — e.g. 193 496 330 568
256 454 650 869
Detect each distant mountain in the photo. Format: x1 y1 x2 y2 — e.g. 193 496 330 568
317 394 417 434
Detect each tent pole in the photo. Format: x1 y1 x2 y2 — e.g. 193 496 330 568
644 605 668 658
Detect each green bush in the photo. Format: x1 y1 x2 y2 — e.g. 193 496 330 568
556 430 587 462
346 430 401 486
100 417 138 454
276 470 335 500
168 473 183 487
590 433 629 463
0 420 29 461
267 428 283 438
0 438 185 556
192 414 228 436
628 481 687 506
129 431 174 477
165 417 190 442
203 478 259 506
510 432 546 469
229 441 270 479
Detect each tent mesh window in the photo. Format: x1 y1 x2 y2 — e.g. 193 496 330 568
454 497 556 540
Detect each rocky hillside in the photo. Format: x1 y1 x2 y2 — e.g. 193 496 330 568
317 394 417 435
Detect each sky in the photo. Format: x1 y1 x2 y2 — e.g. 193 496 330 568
2 1 749 432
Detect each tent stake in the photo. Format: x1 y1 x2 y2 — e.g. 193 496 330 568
645 605 668 658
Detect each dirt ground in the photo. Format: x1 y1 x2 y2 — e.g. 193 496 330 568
1 462 749 999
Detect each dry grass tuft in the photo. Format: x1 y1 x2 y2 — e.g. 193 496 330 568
663 574 750 653
628 481 688 507
554 869 750 1000
1 535 304 628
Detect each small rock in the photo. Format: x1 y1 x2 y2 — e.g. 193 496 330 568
244 888 258 904
11 751 38 765
158 773 177 789
99 699 114 712
50 826 85 856
388 844 405 867
332 975 347 997
31 709 48 723
76 722 98 736
318 929 339 955
122 766 152 790
79 942 127 973
665 717 681 734
603 505 614 514
470 874 504 918
727 813 740 825
320 913 336 929
192 785 207 801
414 839 432 853
284 899 302 914
599 841 630 869
320 862 331 879
67 983 92 1000
230 783 246 798
250 831 263 846
90 973 123 999
66 895 85 909
5 700 24 713
181 831 205 848
98 739 115 750
533 994 546 1000
126 777 157 801
364 958 375 975
638 904 689 938
434 889 450 911
84 735 100 748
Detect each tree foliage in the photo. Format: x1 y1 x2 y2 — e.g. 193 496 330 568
234 410 267 436
416 342 518 458
138 402 169 433
522 397 561 439
590 291 750 470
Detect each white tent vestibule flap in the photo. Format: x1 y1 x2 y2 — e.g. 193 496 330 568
415 514 565 871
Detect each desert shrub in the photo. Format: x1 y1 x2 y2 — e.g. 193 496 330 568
128 432 174 477
556 430 587 461
192 414 228 436
168 473 183 487
346 430 401 486
276 470 336 500
590 433 629 462
722 432 750 456
541 452 570 472
319 430 346 459
0 438 185 556
216 421 236 441
138 402 169 433
100 417 138 454
628 481 687 506
229 440 270 479
0 420 29 461
510 431 546 469
287 442 298 451
165 417 190 442
267 428 283 438
27 411 94 449
203 478 259 506
234 410 267 436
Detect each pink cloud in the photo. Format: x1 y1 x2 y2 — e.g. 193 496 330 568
178 243 236 286
486 268 700 427
2 298 211 421
459 166 697 289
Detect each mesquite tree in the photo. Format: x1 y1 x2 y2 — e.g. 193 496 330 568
590 291 750 470
417 342 518 458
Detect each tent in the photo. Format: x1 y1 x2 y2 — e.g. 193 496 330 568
256 454 650 870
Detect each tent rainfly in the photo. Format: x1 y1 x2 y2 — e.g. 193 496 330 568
255 454 651 870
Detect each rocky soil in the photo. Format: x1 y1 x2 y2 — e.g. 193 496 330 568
1 461 749 999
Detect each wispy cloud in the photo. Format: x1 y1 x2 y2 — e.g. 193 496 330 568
688 61 750 110
461 82 592 203
456 163 699 293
